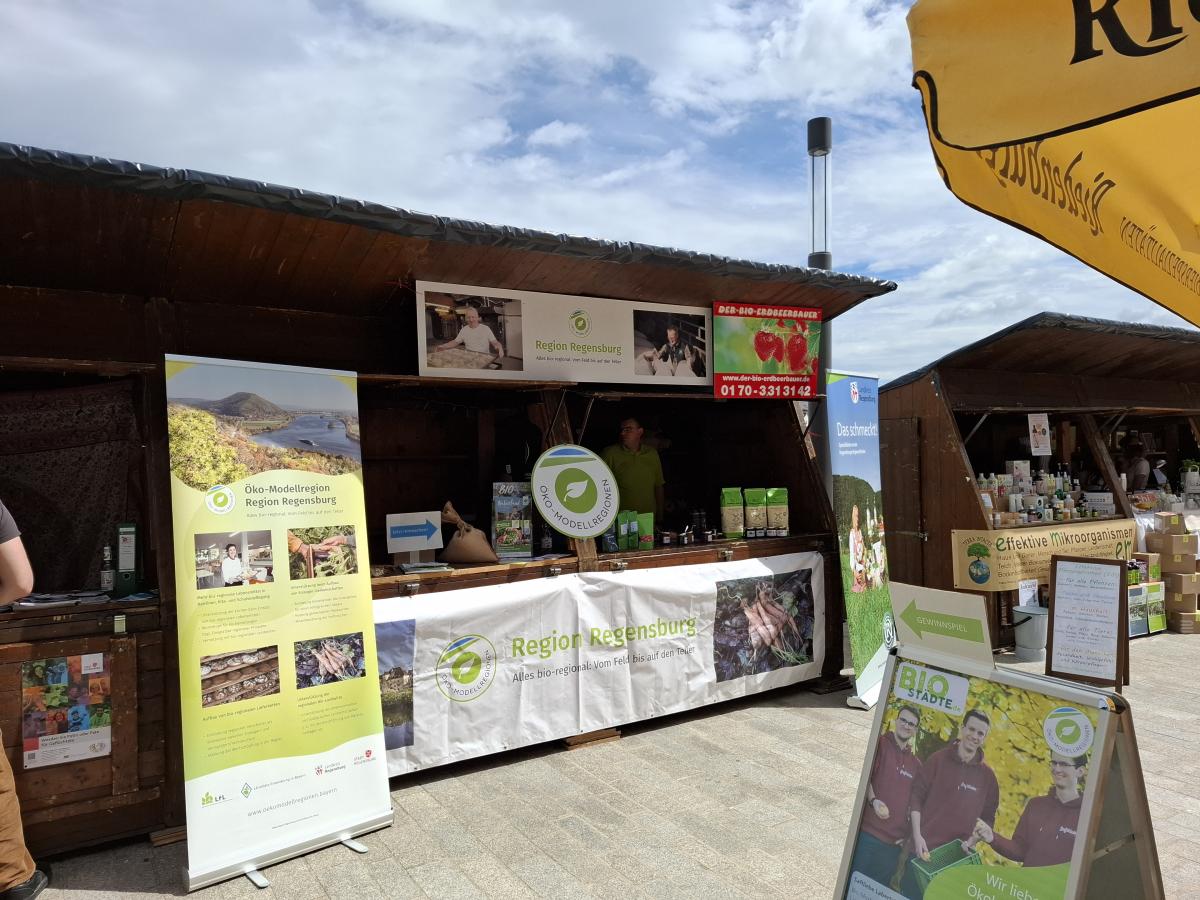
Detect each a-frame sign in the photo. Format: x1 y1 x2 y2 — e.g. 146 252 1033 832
834 583 1162 899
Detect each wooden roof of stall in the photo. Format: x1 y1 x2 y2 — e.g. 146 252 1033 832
886 312 1200 413
0 143 896 324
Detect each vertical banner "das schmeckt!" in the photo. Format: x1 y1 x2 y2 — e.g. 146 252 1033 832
828 372 892 709
165 356 391 891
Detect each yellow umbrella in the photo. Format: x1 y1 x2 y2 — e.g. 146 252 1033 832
908 1 1200 324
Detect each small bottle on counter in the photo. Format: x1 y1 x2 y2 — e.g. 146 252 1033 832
100 545 115 592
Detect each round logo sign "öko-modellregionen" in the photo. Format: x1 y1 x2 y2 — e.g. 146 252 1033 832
1043 706 1094 757
531 444 619 539
435 635 497 702
205 484 237 515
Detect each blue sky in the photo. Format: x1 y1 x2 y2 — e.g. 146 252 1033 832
2 0 1191 380
168 361 357 412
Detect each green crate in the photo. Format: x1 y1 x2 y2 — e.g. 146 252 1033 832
910 840 981 893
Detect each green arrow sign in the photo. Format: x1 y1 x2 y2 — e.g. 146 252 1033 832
900 599 986 644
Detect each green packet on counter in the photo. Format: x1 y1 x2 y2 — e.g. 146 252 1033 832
638 513 654 550
766 487 789 537
719 488 744 539
743 488 767 538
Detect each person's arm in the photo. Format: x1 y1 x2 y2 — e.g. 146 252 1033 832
489 337 504 356
437 331 464 351
983 807 1029 862
983 773 1000 828
0 535 34 603
908 752 934 858
1130 460 1150 491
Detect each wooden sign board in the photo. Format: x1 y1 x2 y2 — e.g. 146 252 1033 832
835 649 1162 899
1046 555 1128 692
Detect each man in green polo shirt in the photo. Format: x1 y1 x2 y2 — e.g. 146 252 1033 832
602 418 665 520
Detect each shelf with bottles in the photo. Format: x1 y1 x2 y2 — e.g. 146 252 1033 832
975 464 1108 527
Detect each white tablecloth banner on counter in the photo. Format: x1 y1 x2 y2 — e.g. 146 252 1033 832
374 552 825 775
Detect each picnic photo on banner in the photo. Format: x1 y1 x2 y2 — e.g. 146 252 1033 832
845 661 1100 900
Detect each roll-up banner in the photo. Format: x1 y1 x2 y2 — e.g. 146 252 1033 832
416 281 712 384
827 372 893 710
374 553 824 774
165 355 391 891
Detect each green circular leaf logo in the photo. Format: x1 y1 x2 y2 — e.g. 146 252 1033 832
531 445 619 539
436 635 496 702
555 468 597 514
205 485 236 515
568 309 591 337
1043 707 1094 756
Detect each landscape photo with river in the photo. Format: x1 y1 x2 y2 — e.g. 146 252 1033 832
165 360 361 490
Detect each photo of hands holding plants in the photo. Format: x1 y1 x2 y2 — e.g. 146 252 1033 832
294 631 366 689
712 569 815 682
846 664 1099 899
287 525 358 579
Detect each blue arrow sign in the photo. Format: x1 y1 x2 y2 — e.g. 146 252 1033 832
389 520 438 541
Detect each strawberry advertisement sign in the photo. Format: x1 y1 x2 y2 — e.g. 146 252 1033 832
712 303 822 399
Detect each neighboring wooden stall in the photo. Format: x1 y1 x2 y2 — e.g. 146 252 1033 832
880 312 1200 645
0 141 896 853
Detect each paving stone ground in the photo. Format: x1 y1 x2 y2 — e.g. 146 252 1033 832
37 633 1200 899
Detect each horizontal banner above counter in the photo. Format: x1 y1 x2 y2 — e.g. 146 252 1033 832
952 521 1135 591
416 281 712 384
374 553 824 775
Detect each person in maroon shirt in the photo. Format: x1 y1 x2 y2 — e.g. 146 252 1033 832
849 706 923 889
901 709 1000 898
969 752 1087 867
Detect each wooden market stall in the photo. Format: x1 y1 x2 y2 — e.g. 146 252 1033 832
0 141 895 854
880 312 1200 645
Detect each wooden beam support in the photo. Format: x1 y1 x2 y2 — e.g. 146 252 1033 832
1080 414 1135 519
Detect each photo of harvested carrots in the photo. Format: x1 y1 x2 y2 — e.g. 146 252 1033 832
294 631 366 689
713 570 815 682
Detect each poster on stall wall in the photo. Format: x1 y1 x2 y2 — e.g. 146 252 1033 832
951 521 1135 591
165 355 390 891
21 653 111 769
374 553 824 774
712 302 822 399
1029 413 1051 456
838 654 1108 900
828 372 892 710
416 281 712 385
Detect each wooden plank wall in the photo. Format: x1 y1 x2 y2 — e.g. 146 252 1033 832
880 374 988 592
0 630 165 855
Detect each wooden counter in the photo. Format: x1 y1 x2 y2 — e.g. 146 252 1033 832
0 601 166 856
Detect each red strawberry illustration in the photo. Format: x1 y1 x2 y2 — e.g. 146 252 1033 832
753 330 777 362
771 336 784 362
786 333 808 371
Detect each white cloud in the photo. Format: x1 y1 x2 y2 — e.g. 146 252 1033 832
0 0 1187 386
527 120 590 147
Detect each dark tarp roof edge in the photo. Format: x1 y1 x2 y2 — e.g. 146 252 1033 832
0 142 897 299
885 311 1200 391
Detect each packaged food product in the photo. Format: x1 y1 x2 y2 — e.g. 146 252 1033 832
618 511 632 551
637 513 654 550
766 487 789 536
720 488 745 538
743 488 768 538
601 524 619 554
627 511 640 551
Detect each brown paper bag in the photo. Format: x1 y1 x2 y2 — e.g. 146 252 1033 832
439 501 499 564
